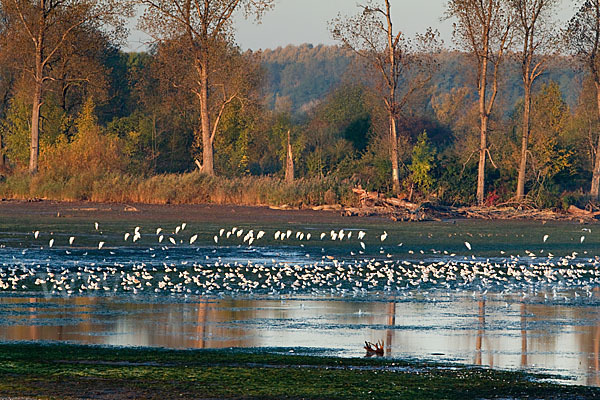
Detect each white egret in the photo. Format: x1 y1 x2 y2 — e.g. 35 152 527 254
380 231 388 242
158 235 164 243
543 235 549 243
34 231 40 239
49 239 54 248
94 222 99 230
464 241 472 250
98 241 105 249
124 233 130 241
69 236 75 245
169 237 176 245
190 234 198 245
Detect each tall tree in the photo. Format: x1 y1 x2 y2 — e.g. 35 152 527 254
447 0 513 205
0 8 14 170
1 0 130 174
332 0 438 194
135 0 273 176
510 0 559 201
568 0 600 198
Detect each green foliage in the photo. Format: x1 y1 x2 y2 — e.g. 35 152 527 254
408 131 436 195
42 98 72 145
353 151 393 193
0 42 596 208
214 102 258 177
435 155 477 205
268 112 305 178
36 98 127 200
75 97 100 137
560 191 589 211
2 96 30 168
528 82 575 199
107 112 157 175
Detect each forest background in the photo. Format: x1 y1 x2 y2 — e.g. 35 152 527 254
0 0 597 211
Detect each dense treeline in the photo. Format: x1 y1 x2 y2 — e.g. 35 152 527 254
0 0 600 210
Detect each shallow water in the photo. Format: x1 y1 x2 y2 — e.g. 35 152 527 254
2 214 600 385
1 294 600 386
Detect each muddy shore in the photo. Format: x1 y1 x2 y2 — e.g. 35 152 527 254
0 199 386 225
1 198 596 226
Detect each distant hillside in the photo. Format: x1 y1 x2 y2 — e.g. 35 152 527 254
258 44 584 115
257 44 353 113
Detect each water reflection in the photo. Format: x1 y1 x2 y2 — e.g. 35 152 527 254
0 293 600 386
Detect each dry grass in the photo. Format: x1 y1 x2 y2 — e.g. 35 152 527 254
0 170 357 208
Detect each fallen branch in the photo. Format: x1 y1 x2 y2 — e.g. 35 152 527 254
344 187 600 223
364 340 384 357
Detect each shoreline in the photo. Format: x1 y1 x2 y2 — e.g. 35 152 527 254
0 198 596 225
0 198 364 225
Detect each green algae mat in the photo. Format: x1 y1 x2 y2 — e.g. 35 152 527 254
0 343 597 399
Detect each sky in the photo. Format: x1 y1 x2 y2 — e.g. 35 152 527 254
125 0 576 52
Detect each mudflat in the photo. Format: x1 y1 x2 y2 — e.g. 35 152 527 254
0 199 380 225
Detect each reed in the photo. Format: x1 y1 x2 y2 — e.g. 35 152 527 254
0 170 358 207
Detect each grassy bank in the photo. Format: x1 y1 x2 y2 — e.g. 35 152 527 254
0 343 597 399
0 172 358 208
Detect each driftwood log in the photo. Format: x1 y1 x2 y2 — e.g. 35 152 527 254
343 188 600 222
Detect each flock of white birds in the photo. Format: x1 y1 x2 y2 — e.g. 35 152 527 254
0 222 598 300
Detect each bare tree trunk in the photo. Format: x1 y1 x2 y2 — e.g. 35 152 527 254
592 136 600 199
385 0 400 195
591 81 600 198
477 56 489 205
516 84 532 200
29 77 43 175
591 80 600 198
477 115 487 205
199 62 214 176
29 7 45 176
285 129 294 184
390 115 400 194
